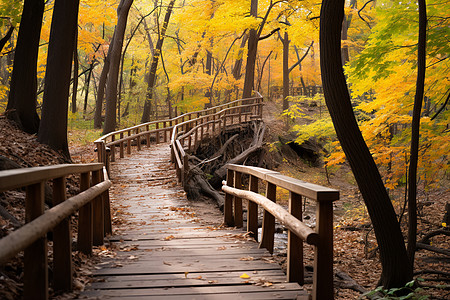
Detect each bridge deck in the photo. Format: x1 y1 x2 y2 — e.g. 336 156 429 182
80 143 308 299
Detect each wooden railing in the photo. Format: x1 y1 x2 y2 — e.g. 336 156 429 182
222 164 339 300
94 94 263 176
170 93 264 185
0 164 112 300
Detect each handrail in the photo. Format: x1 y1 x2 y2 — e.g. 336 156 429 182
170 92 264 185
0 163 112 299
93 92 264 176
222 163 339 300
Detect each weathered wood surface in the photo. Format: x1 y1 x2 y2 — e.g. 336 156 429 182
80 143 308 299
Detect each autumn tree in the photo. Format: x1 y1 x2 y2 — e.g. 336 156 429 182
319 0 413 288
103 0 134 134
141 0 175 123
38 0 80 158
6 0 44 134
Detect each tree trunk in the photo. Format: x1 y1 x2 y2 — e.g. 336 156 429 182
71 29 79 114
319 0 412 289
232 33 248 80
38 0 80 159
6 0 44 134
103 0 134 134
94 31 115 129
0 26 14 53
407 0 427 267
282 31 289 111
141 0 175 123
242 0 258 99
83 62 95 114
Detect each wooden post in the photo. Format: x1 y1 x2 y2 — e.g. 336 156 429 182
52 176 73 292
224 169 234 226
120 132 124 158
92 169 104 246
183 155 189 186
110 135 116 162
233 171 243 228
156 123 160 144
78 172 92 255
313 199 334 300
102 169 112 235
24 182 47 300
248 175 259 241
127 130 132 154
260 182 276 254
146 125 150 147
288 192 304 284
136 128 141 151
166 121 170 142
95 141 104 163
188 135 192 152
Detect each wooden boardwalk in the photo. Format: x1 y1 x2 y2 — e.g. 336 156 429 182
79 143 308 299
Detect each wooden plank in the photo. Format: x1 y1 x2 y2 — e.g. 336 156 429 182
90 275 290 289
82 282 303 297
92 270 286 282
79 291 306 300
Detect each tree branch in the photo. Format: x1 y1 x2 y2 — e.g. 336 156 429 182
258 27 280 41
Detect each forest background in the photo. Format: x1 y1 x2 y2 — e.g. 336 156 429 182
0 0 449 297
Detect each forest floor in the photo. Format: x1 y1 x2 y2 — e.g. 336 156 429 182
0 100 449 299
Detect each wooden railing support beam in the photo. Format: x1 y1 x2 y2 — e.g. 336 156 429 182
24 182 47 300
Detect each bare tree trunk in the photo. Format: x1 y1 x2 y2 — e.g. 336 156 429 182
94 31 115 129
141 0 175 123
71 29 79 114
38 0 80 159
407 0 427 267
103 0 134 134
242 0 258 99
232 33 248 80
282 31 289 111
319 0 412 288
6 0 44 134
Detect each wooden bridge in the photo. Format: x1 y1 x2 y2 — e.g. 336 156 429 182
0 94 339 299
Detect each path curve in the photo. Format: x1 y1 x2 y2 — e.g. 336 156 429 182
80 143 307 299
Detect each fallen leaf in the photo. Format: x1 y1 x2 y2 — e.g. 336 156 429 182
240 273 250 279
184 272 189 278
163 261 172 266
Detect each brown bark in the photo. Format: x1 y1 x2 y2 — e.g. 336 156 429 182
6 0 44 134
282 31 289 111
103 0 134 134
38 0 80 159
141 0 175 123
94 31 115 129
242 0 258 99
319 0 412 288
232 33 248 80
0 26 14 53
407 0 427 266
71 29 79 114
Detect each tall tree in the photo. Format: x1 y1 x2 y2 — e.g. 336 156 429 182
406 0 427 266
242 0 258 99
6 0 44 134
319 0 412 289
38 0 80 158
103 0 134 134
141 0 175 123
94 32 115 129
